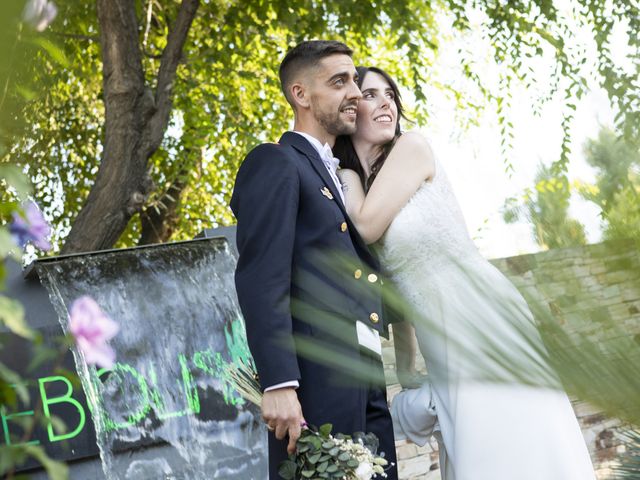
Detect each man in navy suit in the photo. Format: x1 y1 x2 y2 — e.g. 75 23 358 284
230 40 397 479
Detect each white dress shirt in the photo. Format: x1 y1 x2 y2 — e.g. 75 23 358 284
293 131 345 203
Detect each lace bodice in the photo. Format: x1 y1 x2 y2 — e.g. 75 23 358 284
376 158 483 285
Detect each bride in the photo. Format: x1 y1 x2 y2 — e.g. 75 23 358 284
333 66 596 480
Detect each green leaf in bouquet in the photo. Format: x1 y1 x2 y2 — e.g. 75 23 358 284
317 461 329 472
326 464 338 473
354 431 379 454
347 459 359 468
321 441 334 449
319 423 332 437
301 470 315 478
308 452 321 464
331 470 345 478
278 460 297 480
328 447 339 456
308 435 322 450
337 452 350 462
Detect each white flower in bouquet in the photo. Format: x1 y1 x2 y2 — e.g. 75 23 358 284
354 461 375 480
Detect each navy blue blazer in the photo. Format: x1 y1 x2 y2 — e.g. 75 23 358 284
230 132 386 391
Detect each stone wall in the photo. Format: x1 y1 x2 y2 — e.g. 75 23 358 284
382 239 640 479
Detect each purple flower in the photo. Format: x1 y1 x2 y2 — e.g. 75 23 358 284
69 296 120 369
10 201 52 251
22 0 58 32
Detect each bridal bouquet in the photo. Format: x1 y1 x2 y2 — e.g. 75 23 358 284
278 423 390 480
221 319 390 478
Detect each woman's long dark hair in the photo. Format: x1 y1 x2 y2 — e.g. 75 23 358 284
333 66 408 191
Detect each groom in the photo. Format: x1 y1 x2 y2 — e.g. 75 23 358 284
230 40 397 479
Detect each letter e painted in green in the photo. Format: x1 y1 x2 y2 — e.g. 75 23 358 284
1 399 39 446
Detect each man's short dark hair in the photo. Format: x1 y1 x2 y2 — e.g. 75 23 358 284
279 40 353 107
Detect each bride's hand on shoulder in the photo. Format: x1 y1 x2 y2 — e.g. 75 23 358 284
337 168 363 194
337 168 358 181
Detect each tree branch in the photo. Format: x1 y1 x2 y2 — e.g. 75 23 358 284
139 172 188 245
48 31 99 41
143 0 199 156
61 0 149 253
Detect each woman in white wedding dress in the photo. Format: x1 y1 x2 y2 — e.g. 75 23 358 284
333 66 596 480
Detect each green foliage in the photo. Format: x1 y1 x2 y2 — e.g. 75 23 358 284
2 0 639 251
0 443 69 479
0 295 33 339
304 250 640 429
614 428 640 479
578 128 640 241
0 171 72 478
503 165 587 249
0 2 75 476
506 127 640 249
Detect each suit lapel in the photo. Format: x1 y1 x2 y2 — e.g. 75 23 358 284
279 132 379 268
281 132 346 210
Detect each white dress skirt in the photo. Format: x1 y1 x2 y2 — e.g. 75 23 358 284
380 157 596 480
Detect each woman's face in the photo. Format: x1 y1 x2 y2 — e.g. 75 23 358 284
352 71 398 147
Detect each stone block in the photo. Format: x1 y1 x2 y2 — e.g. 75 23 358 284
601 285 621 299
589 307 611 324
505 254 537 274
590 264 608 275
571 265 591 278
605 257 636 272
398 455 432 478
397 443 419 460
557 294 578 308
621 286 640 302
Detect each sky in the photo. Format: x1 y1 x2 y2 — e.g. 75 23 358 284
407 6 624 260
426 85 612 260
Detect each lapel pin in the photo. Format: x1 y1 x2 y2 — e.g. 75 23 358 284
320 186 334 200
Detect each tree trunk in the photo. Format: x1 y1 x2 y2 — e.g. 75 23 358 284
138 174 187 245
61 0 199 254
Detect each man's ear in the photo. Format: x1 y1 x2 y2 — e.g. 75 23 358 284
290 82 311 110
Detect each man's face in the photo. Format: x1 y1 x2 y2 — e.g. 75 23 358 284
307 54 362 136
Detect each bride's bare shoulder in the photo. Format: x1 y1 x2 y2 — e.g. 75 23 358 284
392 131 436 177
396 131 434 151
